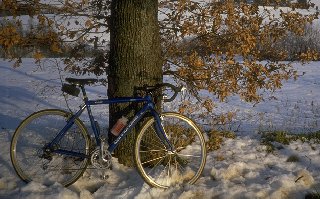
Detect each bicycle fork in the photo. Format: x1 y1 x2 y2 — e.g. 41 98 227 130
152 114 175 152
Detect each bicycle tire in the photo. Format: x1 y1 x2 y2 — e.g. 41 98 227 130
10 109 90 187
134 112 206 188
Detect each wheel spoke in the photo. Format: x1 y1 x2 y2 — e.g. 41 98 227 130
146 154 167 176
140 142 165 151
177 154 202 158
150 127 168 148
139 149 167 153
135 113 206 188
11 109 90 186
141 154 167 165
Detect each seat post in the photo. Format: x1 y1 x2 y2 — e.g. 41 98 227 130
80 86 89 101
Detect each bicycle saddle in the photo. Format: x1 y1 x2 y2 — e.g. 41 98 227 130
66 78 98 86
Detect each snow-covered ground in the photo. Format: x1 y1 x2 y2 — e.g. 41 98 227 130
0 59 319 199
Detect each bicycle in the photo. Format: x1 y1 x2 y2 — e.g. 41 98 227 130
10 78 207 189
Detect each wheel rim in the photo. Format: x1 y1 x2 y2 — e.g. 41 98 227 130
11 110 90 186
135 113 206 188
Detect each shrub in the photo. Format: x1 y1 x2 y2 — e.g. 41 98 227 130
274 24 320 61
207 130 236 152
261 131 320 153
286 155 300 162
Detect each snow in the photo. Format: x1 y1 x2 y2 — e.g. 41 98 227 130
0 58 319 199
211 62 320 134
0 0 320 197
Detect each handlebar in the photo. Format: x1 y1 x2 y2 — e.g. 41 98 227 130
160 83 183 102
134 83 183 102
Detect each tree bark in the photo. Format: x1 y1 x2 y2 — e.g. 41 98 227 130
108 0 162 166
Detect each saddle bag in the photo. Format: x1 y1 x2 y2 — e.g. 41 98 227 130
61 84 80 97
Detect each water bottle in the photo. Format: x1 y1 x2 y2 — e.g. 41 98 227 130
110 116 128 136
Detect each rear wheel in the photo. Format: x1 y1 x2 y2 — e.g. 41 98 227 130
10 109 90 187
134 112 206 188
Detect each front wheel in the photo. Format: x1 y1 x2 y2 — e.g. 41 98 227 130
10 109 90 187
134 112 206 188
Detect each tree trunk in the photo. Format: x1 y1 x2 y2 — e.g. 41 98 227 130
108 0 162 166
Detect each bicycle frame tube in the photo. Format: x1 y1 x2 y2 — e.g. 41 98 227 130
47 105 87 149
106 103 174 152
107 101 152 152
86 96 150 145
87 97 148 105
87 95 175 152
47 96 149 153
48 94 174 157
149 110 175 151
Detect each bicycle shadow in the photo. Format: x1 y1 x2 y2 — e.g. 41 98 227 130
0 64 107 97
0 113 20 130
0 128 16 177
0 85 61 109
0 85 63 131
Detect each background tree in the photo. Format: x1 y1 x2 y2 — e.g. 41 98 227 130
160 0 318 107
108 0 162 165
0 0 319 165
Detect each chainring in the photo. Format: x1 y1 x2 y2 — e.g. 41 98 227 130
90 148 112 169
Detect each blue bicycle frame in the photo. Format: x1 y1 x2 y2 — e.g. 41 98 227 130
46 86 173 159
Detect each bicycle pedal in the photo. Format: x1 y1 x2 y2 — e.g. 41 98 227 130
101 174 109 180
